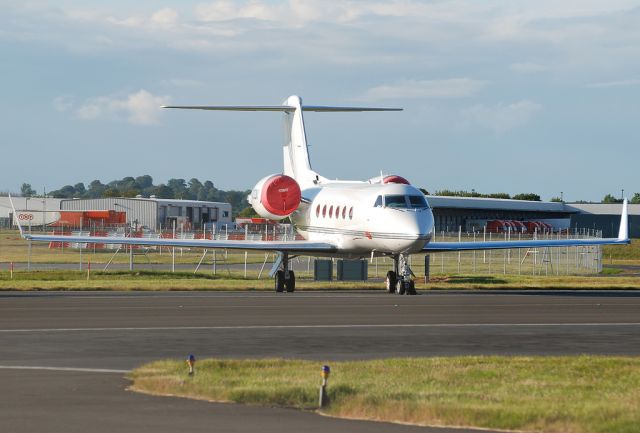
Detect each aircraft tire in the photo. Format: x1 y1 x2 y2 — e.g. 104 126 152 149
407 280 417 295
396 280 406 295
285 271 295 292
385 271 397 293
275 270 285 293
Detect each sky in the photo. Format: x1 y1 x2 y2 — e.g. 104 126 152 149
1 0 639 202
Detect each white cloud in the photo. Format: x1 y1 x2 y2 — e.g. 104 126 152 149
361 79 487 101
510 62 548 73
74 90 170 125
151 8 179 26
53 96 74 112
586 79 640 88
462 100 541 134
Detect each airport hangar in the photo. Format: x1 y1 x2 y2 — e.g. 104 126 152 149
425 196 638 237
0 197 232 231
1 196 636 237
58 197 232 231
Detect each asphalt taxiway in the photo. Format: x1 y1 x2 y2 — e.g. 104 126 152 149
2 289 640 432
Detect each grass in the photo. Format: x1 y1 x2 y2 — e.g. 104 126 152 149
0 270 639 290
129 356 640 433
603 239 640 265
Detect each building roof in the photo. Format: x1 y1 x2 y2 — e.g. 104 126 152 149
426 195 575 213
567 203 640 216
0 197 63 217
61 197 230 207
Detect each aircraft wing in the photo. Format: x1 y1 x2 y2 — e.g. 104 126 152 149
424 237 628 252
20 233 337 255
424 199 630 252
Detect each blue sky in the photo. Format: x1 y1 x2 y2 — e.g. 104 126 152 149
2 1 639 201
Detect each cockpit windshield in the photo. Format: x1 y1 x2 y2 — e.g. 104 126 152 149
408 195 429 208
378 195 429 209
384 195 407 208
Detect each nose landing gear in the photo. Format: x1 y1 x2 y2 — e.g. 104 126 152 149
387 254 416 295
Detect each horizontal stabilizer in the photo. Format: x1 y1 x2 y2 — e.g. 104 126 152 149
162 105 403 112
302 106 402 112
162 105 295 112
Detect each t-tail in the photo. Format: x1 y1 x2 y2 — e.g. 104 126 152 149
162 95 402 189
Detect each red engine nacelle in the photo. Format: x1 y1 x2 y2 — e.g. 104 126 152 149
248 174 301 220
382 175 410 185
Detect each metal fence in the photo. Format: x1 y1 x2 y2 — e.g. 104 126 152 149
1 225 603 277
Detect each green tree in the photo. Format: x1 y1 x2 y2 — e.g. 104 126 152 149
103 188 121 198
21 183 36 197
602 194 623 204
74 183 86 196
86 180 106 198
135 175 153 190
188 178 203 200
630 193 640 204
550 196 563 202
237 206 259 217
167 178 187 199
512 193 541 201
151 184 173 198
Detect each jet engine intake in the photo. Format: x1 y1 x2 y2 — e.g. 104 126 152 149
248 174 301 220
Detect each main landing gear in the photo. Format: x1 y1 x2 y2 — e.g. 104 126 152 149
385 254 416 295
273 252 295 293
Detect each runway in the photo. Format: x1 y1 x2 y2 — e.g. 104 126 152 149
2 289 640 432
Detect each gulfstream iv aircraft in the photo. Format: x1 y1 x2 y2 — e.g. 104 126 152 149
13 95 630 294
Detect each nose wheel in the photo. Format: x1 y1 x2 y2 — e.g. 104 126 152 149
387 254 417 295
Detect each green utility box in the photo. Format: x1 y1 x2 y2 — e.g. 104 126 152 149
314 259 333 281
337 260 368 281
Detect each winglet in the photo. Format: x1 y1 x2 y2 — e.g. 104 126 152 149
618 198 629 241
8 194 26 238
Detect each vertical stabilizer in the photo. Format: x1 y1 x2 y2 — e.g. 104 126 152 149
282 95 324 189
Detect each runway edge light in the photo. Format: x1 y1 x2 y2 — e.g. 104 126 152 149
187 354 196 375
319 365 330 408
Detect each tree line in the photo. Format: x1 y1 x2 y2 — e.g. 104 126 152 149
19 177 250 217
11 180 640 212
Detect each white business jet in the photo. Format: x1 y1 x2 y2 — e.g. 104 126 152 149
12 95 629 294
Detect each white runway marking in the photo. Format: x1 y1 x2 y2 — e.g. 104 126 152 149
1 323 640 333
0 365 129 373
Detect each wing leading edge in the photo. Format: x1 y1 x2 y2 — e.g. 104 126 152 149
424 199 630 252
20 233 337 255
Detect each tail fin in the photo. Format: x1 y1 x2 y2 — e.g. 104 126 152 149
281 96 323 189
163 95 402 189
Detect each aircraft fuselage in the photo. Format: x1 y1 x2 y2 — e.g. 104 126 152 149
290 182 434 258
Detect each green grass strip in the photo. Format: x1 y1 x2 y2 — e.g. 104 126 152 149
130 356 640 433
1 270 640 291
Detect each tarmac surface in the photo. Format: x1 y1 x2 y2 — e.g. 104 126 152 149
2 289 640 432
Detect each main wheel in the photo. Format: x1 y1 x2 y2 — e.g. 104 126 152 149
285 270 296 292
274 270 285 293
385 271 397 293
396 279 406 295
406 280 417 295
